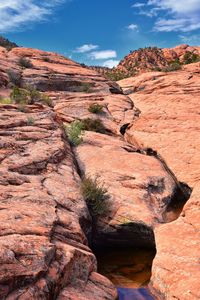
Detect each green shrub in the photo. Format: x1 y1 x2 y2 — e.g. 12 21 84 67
27 116 35 126
82 118 106 133
18 57 33 68
10 86 52 106
10 87 29 104
40 94 52 107
64 120 85 146
0 36 18 50
81 176 110 217
0 96 13 104
7 69 22 86
183 51 200 64
162 63 182 72
88 103 104 114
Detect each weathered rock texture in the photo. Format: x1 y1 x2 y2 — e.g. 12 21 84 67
118 62 200 299
0 45 191 299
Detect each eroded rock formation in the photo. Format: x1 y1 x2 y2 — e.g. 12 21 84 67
0 45 199 299
118 62 200 299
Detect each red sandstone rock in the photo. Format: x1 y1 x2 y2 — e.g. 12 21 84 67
118 63 200 299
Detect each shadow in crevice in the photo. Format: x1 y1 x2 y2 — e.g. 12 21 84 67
94 246 156 300
163 181 192 223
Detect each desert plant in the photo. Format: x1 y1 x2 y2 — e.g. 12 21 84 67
0 96 13 104
82 118 106 133
88 103 104 114
40 94 52 107
27 116 35 126
18 57 33 68
7 69 22 86
10 87 29 104
25 86 41 104
183 51 200 64
162 63 182 72
0 36 18 50
64 120 85 146
81 176 110 217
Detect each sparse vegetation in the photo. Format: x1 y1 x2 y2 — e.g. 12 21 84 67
81 176 110 217
0 36 18 50
10 87 29 104
183 51 200 64
88 103 104 114
10 86 52 106
162 62 182 72
64 120 85 146
82 118 106 133
7 69 22 87
27 117 35 126
18 57 33 69
0 96 13 104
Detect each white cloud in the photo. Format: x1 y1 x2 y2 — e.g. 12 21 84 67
0 0 67 32
154 18 200 32
147 0 200 32
102 59 119 68
127 24 139 31
132 3 145 8
89 50 117 60
75 44 99 53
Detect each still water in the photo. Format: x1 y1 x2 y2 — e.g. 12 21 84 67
95 248 156 300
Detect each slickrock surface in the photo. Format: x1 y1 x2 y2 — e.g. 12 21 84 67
0 45 198 299
118 63 200 299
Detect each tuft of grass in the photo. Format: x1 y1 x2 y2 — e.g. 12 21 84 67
64 120 85 146
10 86 52 107
18 57 33 69
10 86 29 104
88 103 104 114
40 94 52 107
27 116 35 126
81 176 110 217
0 96 13 104
7 69 22 87
162 63 182 72
82 118 106 133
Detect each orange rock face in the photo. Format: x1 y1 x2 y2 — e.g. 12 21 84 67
118 63 200 299
0 44 198 299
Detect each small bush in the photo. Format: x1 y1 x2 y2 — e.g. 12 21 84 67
27 117 35 126
18 57 33 69
0 36 18 50
10 86 52 106
0 96 13 104
10 87 29 104
82 118 106 133
88 103 104 114
64 120 85 146
40 94 52 107
162 63 182 72
81 176 110 217
7 69 22 86
183 51 200 64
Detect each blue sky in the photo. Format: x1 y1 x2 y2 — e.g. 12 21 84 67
1 0 200 67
